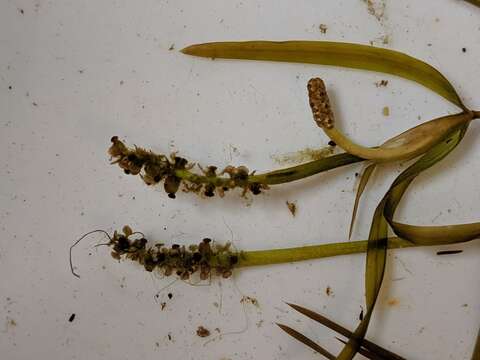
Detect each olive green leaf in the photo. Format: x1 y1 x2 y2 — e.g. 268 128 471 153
276 323 336 359
181 41 464 108
286 303 406 360
337 124 471 359
349 163 376 239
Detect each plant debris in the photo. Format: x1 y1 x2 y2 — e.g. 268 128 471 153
286 201 297 217
375 79 388 87
196 326 211 337
240 295 259 307
382 106 390 116
436 250 463 255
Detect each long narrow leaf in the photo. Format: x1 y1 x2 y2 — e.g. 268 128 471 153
181 41 464 108
335 337 392 360
276 323 336 360
338 124 470 359
350 163 376 239
287 303 406 360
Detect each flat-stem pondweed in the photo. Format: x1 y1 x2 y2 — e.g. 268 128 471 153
76 10 480 358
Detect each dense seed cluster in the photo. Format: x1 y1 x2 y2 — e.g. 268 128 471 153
109 137 268 198
307 78 335 129
109 226 240 279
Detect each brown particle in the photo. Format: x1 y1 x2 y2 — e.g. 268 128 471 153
196 326 210 338
319 24 328 34
160 302 166 310
325 286 332 297
240 295 259 307
375 80 388 87
286 201 297 217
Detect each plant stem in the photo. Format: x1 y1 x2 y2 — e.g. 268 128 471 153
237 237 416 267
174 153 363 187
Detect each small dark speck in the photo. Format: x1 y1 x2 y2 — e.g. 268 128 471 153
120 80 124 85
167 293 173 299
68 313 76 322
8 86 12 90
32 102 38 106
462 47 467 53
78 69 84 74
328 140 336 147
168 44 175 51
19 8 24 14
355 172 359 177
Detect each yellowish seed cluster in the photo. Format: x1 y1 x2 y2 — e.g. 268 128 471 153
307 78 335 129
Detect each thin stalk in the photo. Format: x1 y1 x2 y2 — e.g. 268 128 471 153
173 153 363 186
237 237 416 267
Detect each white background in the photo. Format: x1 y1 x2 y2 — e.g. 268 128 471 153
1 1 479 359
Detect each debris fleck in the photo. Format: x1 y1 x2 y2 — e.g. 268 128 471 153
272 146 333 165
319 24 328 34
167 292 173 300
68 313 76 322
325 286 333 297
387 298 399 307
286 201 297 217
241 295 259 308
196 325 211 337
359 308 364 321
375 80 388 87
436 250 463 256
328 140 336 147
462 47 467 53
19 8 24 15
169 44 175 51
382 106 390 117
364 0 386 21
160 302 166 310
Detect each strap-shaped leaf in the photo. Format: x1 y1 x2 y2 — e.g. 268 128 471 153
276 323 336 359
181 41 464 108
349 163 376 239
287 303 406 360
338 123 471 359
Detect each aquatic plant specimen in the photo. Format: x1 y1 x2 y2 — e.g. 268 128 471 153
178 40 480 359
108 136 365 199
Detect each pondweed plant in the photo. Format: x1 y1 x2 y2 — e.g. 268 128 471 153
177 40 480 359
74 36 480 358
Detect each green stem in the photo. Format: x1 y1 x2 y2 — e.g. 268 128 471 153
237 237 416 267
174 152 364 187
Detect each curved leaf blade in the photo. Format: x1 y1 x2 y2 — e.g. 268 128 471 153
181 41 464 108
349 163 376 239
